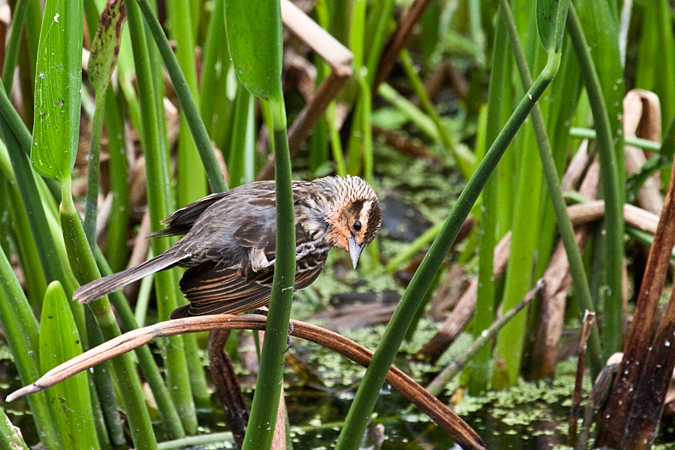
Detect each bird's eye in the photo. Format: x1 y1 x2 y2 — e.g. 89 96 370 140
354 220 362 231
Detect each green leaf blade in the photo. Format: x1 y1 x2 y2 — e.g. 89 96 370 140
537 0 569 53
536 0 556 51
40 281 100 450
31 0 83 181
224 0 282 101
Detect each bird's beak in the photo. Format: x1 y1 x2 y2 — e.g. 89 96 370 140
348 236 364 269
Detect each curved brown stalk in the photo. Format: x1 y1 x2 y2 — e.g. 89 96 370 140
7 315 485 450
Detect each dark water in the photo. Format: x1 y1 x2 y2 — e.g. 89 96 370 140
281 385 571 450
184 379 577 449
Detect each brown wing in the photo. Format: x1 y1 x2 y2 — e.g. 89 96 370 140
171 252 328 318
172 262 273 318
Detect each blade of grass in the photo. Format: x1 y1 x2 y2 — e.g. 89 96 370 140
224 0 294 447
335 23 565 450
570 127 661 151
104 87 130 272
94 247 186 439
0 135 75 310
40 281 100 450
0 22 69 292
31 0 82 183
199 0 224 135
84 92 107 250
309 39 329 176
0 246 66 450
501 0 602 376
0 407 29 450
83 307 127 448
0 179 10 258
327 102 347 176
16 0 41 126
228 86 255 187
313 0 346 177
346 0 366 175
28 0 91 348
84 0 126 249
493 0 554 387
60 177 158 450
83 0 100 38
124 0 198 435
496 54 515 236
399 49 475 179
364 0 395 87
136 0 227 193
213 63 236 158
167 0 208 207
2 0 30 90
469 3 507 396
568 3 624 357
634 0 675 129
533 39 581 280
493 64 544 385
5 178 46 312
377 83 440 145
115 25 142 134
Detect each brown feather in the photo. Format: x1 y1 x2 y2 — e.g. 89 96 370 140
174 250 327 318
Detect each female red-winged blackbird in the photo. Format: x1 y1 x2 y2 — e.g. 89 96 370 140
73 175 382 319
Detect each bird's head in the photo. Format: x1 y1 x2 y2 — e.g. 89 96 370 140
322 176 382 269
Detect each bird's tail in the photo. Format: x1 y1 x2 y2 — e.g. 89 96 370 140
73 252 184 303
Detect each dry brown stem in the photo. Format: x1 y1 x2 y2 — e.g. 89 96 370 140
577 353 623 450
598 127 675 448
7 315 485 450
567 201 660 234
256 0 353 180
372 125 441 162
374 0 435 89
623 89 662 214
568 311 596 446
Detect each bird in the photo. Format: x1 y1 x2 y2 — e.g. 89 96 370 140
73 175 382 319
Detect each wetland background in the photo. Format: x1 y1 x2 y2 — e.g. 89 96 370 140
1 0 675 449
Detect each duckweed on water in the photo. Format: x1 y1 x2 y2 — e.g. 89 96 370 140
0 345 13 361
